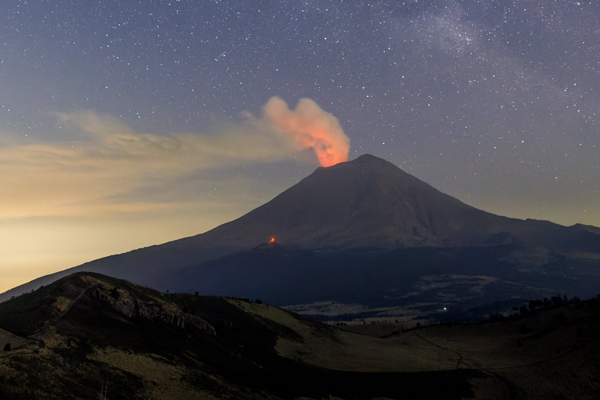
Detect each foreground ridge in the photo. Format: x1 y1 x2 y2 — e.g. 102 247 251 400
1 272 600 399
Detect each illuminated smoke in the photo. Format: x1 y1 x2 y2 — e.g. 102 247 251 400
261 97 350 167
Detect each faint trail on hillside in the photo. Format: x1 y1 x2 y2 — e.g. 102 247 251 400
487 338 597 371
412 330 463 368
480 370 515 400
413 331 514 399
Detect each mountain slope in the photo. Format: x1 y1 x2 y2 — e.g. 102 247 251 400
2 154 600 303
196 153 599 251
0 272 480 399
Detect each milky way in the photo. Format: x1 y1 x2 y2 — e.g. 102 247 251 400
1 1 599 290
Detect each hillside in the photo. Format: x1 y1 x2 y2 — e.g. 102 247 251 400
0 273 476 399
0 272 599 399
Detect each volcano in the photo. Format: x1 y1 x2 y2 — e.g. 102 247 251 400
3 155 600 317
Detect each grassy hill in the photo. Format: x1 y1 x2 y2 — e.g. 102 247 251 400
0 272 599 399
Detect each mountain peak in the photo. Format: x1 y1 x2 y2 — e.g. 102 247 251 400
313 153 408 183
215 152 499 251
353 153 388 163
327 153 396 171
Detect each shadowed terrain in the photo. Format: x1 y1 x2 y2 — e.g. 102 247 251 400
0 272 599 399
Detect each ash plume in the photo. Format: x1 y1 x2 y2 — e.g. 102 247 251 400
259 96 350 167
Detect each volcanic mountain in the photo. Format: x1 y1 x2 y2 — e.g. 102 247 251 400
2 155 600 315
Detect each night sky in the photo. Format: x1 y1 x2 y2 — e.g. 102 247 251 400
1 0 599 291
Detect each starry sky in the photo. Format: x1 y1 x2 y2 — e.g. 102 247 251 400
1 0 599 292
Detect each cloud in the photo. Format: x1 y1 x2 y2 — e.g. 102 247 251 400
0 97 349 220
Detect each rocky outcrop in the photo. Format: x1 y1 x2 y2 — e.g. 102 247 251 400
90 281 216 336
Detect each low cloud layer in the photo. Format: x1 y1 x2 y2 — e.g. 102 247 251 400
0 97 348 220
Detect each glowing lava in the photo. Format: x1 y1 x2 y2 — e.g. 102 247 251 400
269 237 275 243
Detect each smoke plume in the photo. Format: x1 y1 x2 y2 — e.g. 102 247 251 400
259 97 350 167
